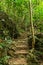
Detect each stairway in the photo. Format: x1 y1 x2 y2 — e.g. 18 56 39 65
8 38 28 65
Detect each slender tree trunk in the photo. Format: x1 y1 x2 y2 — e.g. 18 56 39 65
29 0 35 49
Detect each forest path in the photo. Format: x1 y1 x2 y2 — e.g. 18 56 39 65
8 32 29 65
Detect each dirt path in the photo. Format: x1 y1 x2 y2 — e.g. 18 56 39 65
8 32 29 65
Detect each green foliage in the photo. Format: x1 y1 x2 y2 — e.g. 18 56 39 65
32 0 43 32
0 56 10 65
27 49 43 65
0 38 12 65
28 32 43 65
0 0 43 32
0 0 43 64
0 0 30 31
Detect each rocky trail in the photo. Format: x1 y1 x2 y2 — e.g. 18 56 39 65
8 32 29 65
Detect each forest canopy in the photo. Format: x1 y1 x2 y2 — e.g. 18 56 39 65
0 0 43 33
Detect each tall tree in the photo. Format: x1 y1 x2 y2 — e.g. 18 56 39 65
29 0 35 49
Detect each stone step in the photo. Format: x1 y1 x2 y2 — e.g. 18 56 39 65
9 44 28 51
12 40 28 47
16 45 28 50
16 45 27 47
8 58 27 65
10 41 28 51
15 42 28 47
8 50 15 57
18 38 28 41
17 41 27 43
15 50 28 54
16 47 28 50
8 49 28 57
8 38 28 65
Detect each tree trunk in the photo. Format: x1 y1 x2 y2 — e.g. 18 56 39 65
29 0 35 49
